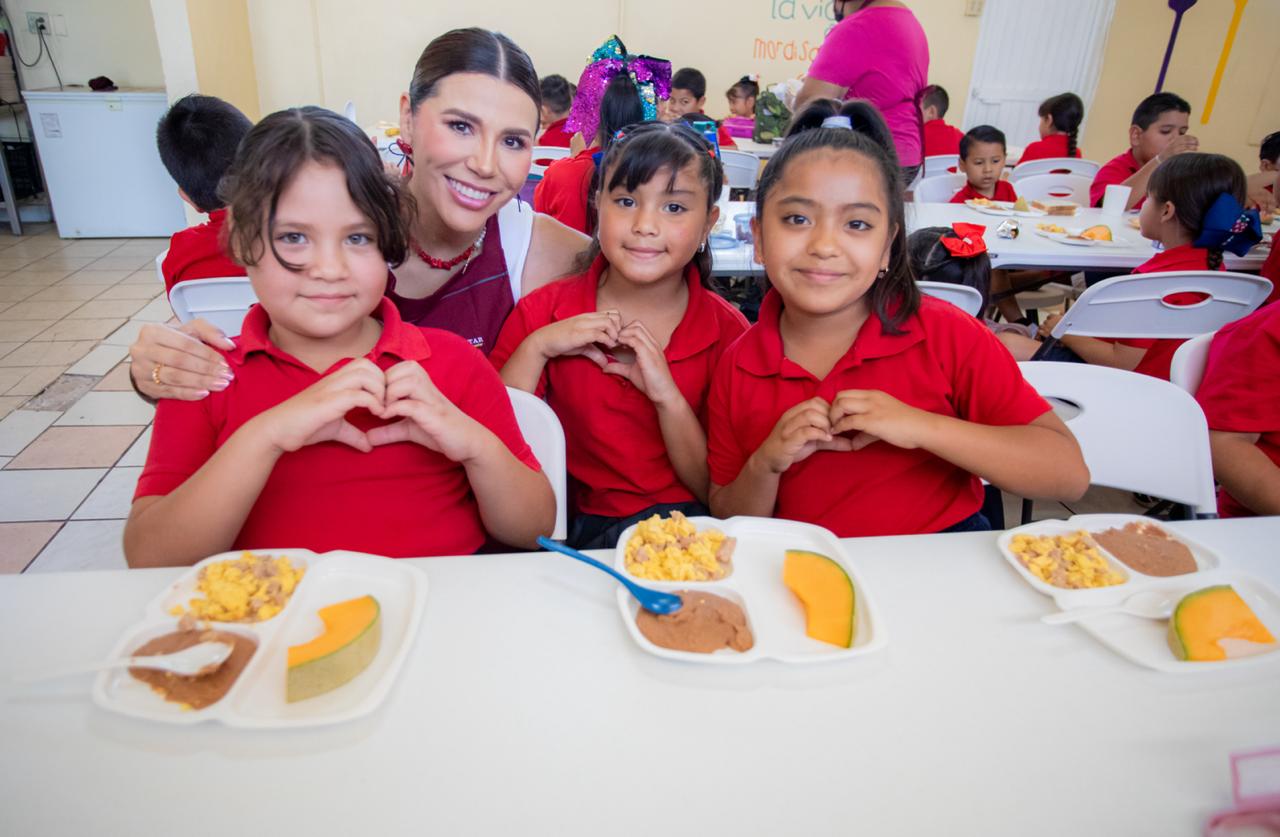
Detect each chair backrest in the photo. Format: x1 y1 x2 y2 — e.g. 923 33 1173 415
1009 157 1101 182
1018 362 1218 516
1048 271 1273 340
917 281 983 317
1169 330 1215 394
719 149 760 190
168 277 259 338
914 173 966 204
506 387 568 540
1011 173 1093 205
530 146 571 178
155 250 167 285
922 154 959 178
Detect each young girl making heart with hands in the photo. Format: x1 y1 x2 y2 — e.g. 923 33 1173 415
125 107 553 567
707 101 1089 536
491 122 748 549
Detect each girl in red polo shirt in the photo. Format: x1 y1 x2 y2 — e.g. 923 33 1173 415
125 107 554 567
1017 92 1084 164
493 122 749 549
1037 153 1263 380
707 101 1089 536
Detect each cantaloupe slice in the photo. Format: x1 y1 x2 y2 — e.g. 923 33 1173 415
286 595 381 702
783 550 856 648
1167 585 1275 662
1080 224 1113 241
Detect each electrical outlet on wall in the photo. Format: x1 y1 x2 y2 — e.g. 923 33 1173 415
964 0 984 16
26 11 49 33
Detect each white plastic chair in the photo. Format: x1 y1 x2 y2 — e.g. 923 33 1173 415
1018 362 1218 517
154 249 167 285
1169 330 1215 394
719 149 760 190
1044 271 1273 341
530 146 571 178
1010 157 1100 182
168 277 259 338
506 387 568 540
1012 173 1093 206
922 154 959 178
913 173 966 204
918 281 983 317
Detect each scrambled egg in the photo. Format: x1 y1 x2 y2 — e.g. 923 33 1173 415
624 512 735 582
1037 223 1068 234
1010 532 1125 589
170 552 305 622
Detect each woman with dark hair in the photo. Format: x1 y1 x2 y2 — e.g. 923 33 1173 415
130 27 588 399
794 0 929 184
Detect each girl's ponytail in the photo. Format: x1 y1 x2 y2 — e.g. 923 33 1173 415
1066 126 1079 159
1205 247 1224 271
1038 93 1084 158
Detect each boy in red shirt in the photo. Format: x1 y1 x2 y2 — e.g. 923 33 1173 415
155 94 252 296
920 84 963 158
1089 92 1197 210
537 74 575 148
950 125 1017 203
664 67 738 150
126 107 553 567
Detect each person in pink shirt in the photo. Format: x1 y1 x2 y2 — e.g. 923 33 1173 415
795 0 929 183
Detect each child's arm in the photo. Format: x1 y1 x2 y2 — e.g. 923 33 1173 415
709 398 854 518
1209 430 1280 515
124 360 389 568
498 311 621 392
603 321 709 502
1246 171 1277 212
367 361 554 549
828 390 1090 501
1038 314 1148 370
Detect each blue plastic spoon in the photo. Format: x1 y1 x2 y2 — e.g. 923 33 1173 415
537 536 683 614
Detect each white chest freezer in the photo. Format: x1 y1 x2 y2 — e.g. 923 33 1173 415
23 87 186 238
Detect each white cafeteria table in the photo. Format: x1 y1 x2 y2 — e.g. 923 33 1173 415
710 200 1272 276
3 517 1278 836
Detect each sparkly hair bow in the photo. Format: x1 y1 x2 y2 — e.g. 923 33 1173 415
1194 192 1263 257
941 223 988 258
567 36 671 144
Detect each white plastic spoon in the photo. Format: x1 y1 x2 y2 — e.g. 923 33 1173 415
1041 590 1177 625
11 640 234 683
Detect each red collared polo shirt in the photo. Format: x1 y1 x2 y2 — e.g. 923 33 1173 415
1119 244 1221 380
489 256 749 518
533 146 600 235
1090 149 1143 208
538 118 574 148
922 119 963 158
135 298 540 557
950 179 1017 204
1017 134 1083 164
708 291 1051 536
161 209 245 296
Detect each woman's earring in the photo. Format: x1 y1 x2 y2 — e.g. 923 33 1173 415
699 240 707 253
395 137 414 160
877 267 888 279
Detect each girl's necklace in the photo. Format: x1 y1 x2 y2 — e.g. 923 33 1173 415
411 226 486 271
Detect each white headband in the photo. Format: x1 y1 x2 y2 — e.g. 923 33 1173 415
821 115 852 130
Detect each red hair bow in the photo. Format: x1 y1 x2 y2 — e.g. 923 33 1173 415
941 223 987 258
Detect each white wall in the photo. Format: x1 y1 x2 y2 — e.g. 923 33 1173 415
4 0 163 91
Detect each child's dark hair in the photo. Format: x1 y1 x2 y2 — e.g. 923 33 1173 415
1131 92 1190 130
726 76 759 101
757 100 918 333
907 227 991 313
155 94 252 214
408 28 540 120
1148 152 1246 271
577 120 723 285
1038 92 1084 158
671 67 707 100
919 84 949 118
222 107 410 271
959 125 1006 160
597 73 646 147
540 74 575 117
1261 131 1280 165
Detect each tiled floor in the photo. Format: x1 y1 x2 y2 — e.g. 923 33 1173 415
0 225 1148 575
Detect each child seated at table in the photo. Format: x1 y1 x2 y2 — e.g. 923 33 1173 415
494 121 748 549
1018 92 1084 164
125 107 554 568
1196 301 1280 516
155 94 252 296
1089 92 1197 210
920 84 963 158
706 100 1088 537
537 74 576 148
1038 153 1262 380
1249 131 1278 210
723 75 759 140
950 126 1016 203
664 67 737 149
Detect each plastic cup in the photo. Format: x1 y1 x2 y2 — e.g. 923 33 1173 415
1102 184 1132 216
734 213 754 243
